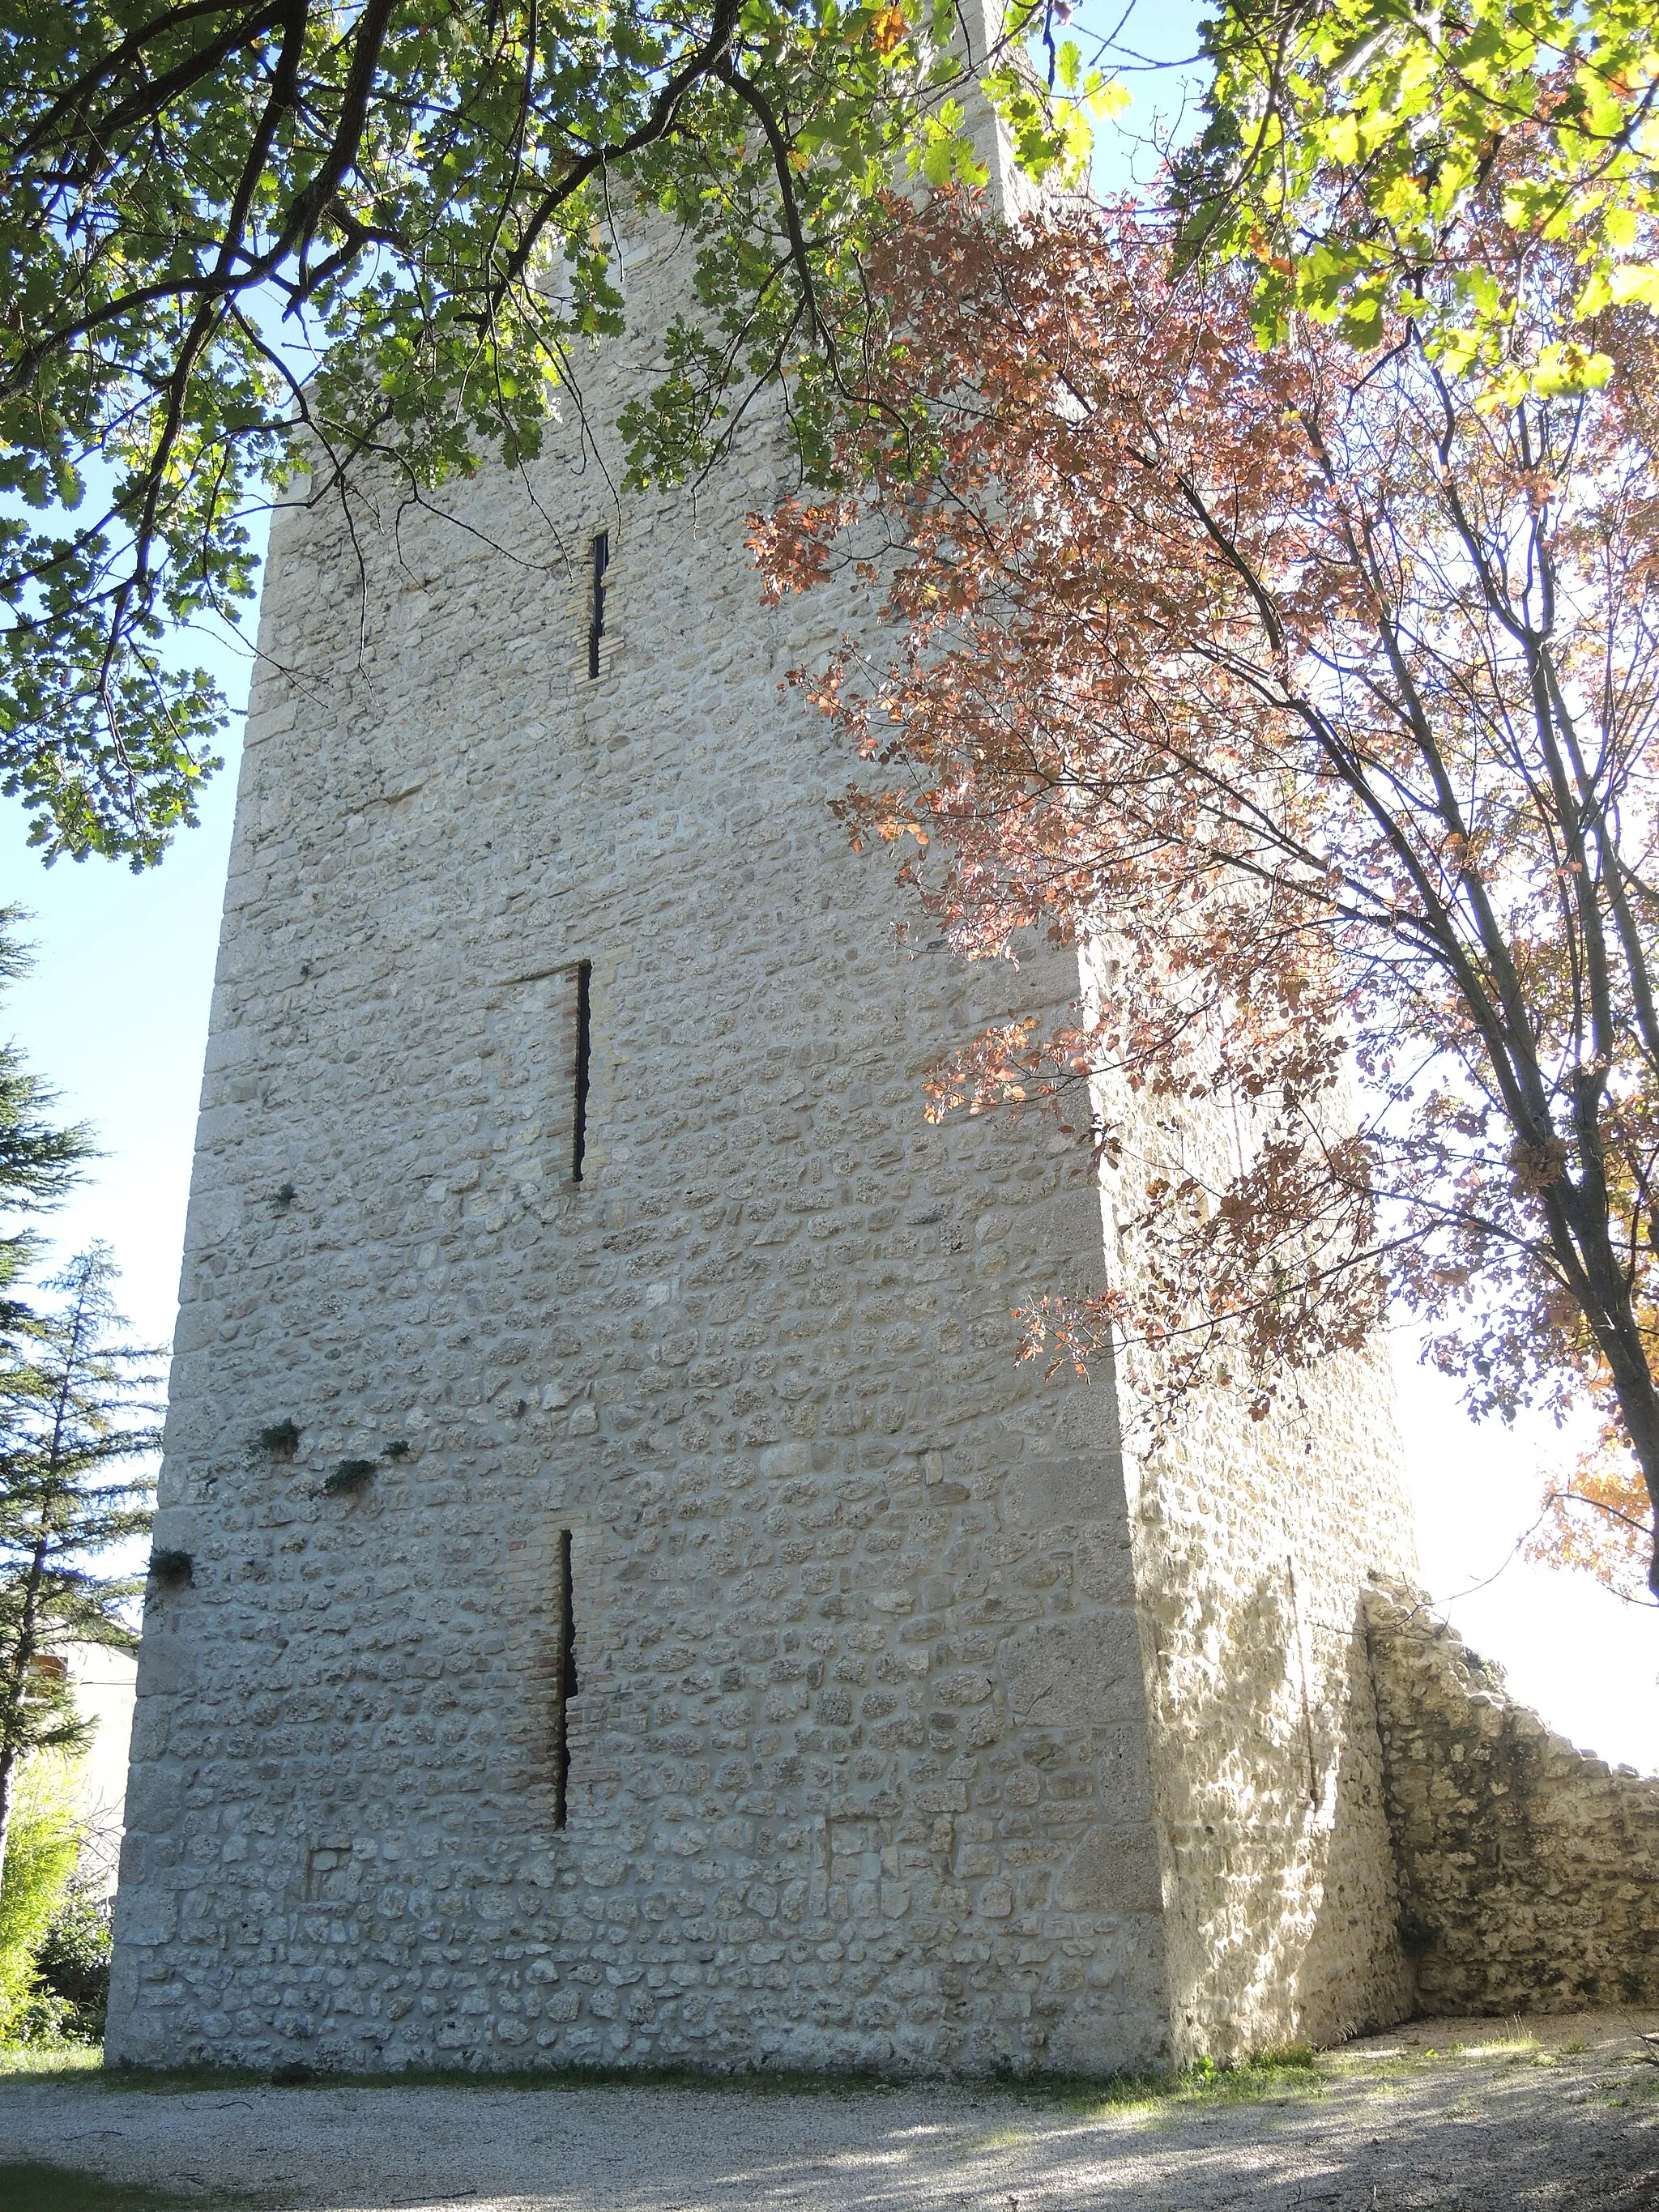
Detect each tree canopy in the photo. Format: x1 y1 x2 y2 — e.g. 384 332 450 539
0 914 151 1886
0 914 92 1342
0 1244 158 1890
1181 0 1659 383
748 0 1659 1603
0 0 1105 868
755 171 1659 1592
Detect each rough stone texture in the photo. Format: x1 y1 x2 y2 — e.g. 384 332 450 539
1090 1034 1420 2064
106 218 1171 2078
1366 1583 1659 2014
105 192 1429 2077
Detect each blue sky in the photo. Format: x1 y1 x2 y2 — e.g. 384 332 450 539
2 0 1655 1773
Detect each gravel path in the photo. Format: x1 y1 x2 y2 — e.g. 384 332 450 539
5 2012 1659 2212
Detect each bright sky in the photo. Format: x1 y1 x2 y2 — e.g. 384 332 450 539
2 0 1654 1778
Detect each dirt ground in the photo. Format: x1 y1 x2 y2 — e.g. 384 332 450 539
4 2010 1659 2212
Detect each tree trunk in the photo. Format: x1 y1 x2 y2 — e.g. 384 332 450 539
0 1742 15 1898
1552 1180 1659 1597
1596 1335 1659 1600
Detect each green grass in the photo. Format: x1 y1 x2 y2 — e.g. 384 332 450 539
0 2052 912 2097
1320 2037 1548 2081
976 2044 1324 2121
0 2039 103 2078
968 2123 1031 2150
0 2031 1592 2116
0 2162 250 2212
11 2050 1328 2107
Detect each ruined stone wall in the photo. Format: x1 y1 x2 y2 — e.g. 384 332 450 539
1366 1584 1659 2015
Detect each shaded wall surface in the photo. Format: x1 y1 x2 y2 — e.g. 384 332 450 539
1367 1584 1659 2014
1093 1012 1420 2061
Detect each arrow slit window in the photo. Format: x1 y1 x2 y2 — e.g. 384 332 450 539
554 1530 578 1827
587 533 609 680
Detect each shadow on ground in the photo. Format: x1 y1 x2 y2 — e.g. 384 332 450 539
4 2011 1658 2212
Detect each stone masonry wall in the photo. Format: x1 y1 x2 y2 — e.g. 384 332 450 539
1093 1035 1420 2065
106 213 1177 2079
1366 1583 1659 2014
1128 1390 1418 2065
106 182 1423 2077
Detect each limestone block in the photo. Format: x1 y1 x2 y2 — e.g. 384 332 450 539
998 1613 1143 1729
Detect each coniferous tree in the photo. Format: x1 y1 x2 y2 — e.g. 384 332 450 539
0 1245 158 1890
0 908 151 1890
0 911 91 1354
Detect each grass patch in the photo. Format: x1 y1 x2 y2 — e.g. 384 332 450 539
0 2048 1334 2111
997 2045 1325 2121
8 2034 1558 2119
353 2060 904 2096
0 2161 250 2211
2 2055 911 2098
0 2040 103 2078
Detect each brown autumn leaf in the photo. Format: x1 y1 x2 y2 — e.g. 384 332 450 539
752 173 1659 1592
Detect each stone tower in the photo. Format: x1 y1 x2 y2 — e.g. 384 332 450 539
106 181 1424 2075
